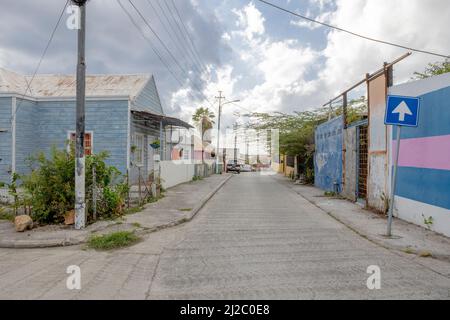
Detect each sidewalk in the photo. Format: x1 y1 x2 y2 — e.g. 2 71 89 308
273 175 450 266
0 174 232 249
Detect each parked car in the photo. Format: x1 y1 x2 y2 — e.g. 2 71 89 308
240 164 253 172
226 160 241 174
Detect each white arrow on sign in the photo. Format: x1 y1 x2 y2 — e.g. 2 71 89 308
392 101 413 122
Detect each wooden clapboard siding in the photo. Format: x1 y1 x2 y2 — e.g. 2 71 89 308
0 97 12 182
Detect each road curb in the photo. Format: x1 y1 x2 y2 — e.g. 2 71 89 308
0 175 233 249
136 174 233 237
276 177 450 263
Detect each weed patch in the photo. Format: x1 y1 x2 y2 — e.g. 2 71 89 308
88 231 139 250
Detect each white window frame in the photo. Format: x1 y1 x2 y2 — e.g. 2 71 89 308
67 131 94 155
134 133 145 167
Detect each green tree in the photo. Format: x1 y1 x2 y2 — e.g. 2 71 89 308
192 107 215 163
414 59 450 79
246 98 367 183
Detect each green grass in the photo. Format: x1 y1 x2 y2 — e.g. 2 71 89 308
147 194 165 204
418 251 433 258
403 247 416 255
179 208 193 212
125 206 144 215
87 231 140 251
131 222 142 228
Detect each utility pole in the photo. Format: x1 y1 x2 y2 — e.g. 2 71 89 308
233 123 238 163
245 131 249 164
214 92 240 173
215 91 225 174
387 126 401 237
74 0 87 230
256 130 260 164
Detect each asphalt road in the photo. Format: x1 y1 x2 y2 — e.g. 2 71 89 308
1 173 449 299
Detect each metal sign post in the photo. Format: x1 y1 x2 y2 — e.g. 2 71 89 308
385 95 420 237
387 126 401 237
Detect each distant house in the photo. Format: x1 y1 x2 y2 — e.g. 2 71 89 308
0 68 192 185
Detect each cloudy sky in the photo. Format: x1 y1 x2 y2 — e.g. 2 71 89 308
1 0 449 130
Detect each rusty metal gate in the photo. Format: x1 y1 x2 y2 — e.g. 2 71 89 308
357 124 368 200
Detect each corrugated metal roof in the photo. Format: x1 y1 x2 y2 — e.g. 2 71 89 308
0 68 150 99
132 110 193 129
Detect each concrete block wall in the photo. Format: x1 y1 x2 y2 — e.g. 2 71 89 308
160 161 195 189
388 73 450 237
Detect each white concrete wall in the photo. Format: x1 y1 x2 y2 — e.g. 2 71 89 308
160 161 195 189
387 73 450 238
395 196 450 237
367 74 389 212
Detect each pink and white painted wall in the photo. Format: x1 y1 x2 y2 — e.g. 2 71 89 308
388 73 450 237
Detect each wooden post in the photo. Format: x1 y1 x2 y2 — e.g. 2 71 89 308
126 169 130 209
343 92 348 129
138 166 142 205
92 164 97 221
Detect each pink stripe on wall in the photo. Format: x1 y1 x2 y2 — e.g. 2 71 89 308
393 134 450 171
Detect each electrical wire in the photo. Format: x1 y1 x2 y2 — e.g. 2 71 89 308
257 0 450 59
165 0 209 74
117 0 213 107
149 0 204 77
117 0 194 99
127 0 214 107
10 0 70 125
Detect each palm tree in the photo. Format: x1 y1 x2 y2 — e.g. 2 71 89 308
192 107 215 163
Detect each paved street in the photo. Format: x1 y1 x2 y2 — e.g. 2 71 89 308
1 173 449 300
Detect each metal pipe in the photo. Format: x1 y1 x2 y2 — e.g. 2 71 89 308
323 52 411 107
387 126 402 237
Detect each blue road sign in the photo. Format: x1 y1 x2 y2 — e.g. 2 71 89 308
385 95 420 127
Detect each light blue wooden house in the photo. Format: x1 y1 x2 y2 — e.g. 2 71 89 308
0 68 192 185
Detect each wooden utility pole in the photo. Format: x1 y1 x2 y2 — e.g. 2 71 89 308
74 0 87 230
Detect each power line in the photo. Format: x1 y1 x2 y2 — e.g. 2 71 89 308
148 0 204 77
257 0 450 59
166 0 209 74
117 0 213 107
127 0 214 108
230 101 258 115
10 0 69 125
128 0 189 80
146 0 203 77
117 0 193 99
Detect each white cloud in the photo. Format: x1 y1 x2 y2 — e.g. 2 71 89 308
171 0 450 134
172 1 322 123
290 10 332 30
171 64 239 125
233 2 265 40
319 0 450 95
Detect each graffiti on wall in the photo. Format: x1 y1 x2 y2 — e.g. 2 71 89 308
314 115 343 192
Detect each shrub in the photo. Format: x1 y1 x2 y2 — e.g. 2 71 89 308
22 149 75 223
21 147 128 224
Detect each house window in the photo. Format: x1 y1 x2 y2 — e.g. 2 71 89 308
134 134 144 166
69 132 93 156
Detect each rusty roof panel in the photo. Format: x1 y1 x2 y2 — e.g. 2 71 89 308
0 68 151 99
